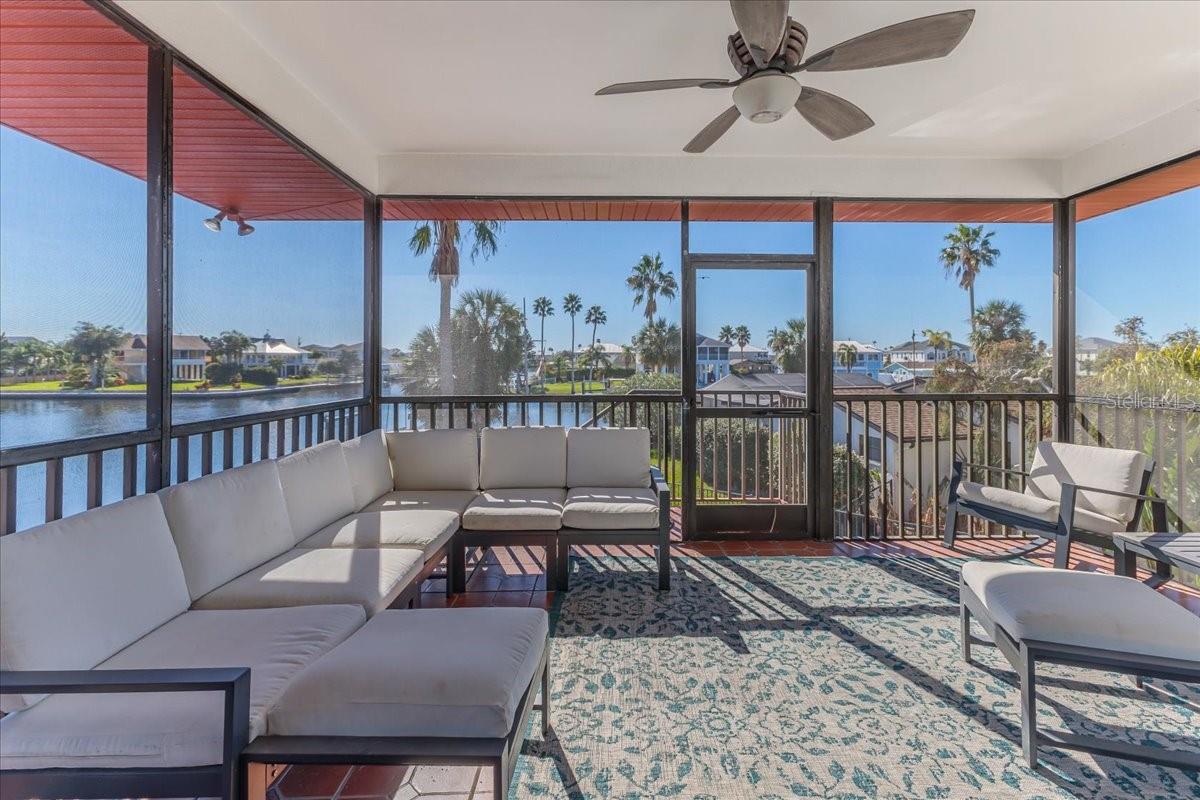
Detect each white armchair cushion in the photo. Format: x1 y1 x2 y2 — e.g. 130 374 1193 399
956 481 1126 535
269 608 548 740
190 547 424 616
297 510 458 555
387 429 479 491
0 494 191 713
277 440 357 542
0 605 364 770
566 427 651 488
479 426 566 489
962 562 1200 662
1026 442 1146 523
562 488 659 530
462 489 566 531
360 489 479 515
342 429 394 509
158 459 295 601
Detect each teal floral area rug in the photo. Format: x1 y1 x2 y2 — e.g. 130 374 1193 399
511 555 1199 800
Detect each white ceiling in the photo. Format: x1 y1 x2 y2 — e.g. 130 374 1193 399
118 0 1200 196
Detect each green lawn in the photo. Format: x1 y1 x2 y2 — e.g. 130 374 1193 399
540 381 607 394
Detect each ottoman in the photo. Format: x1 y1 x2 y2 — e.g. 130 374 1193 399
959 561 1200 770
243 607 550 800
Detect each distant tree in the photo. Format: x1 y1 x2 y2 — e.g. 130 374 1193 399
969 300 1031 350
403 288 525 395
1114 316 1148 347
718 325 735 345
633 317 681 373
1164 326 1200 349
939 224 999 330
562 293 583 393
734 325 751 364
923 328 952 361
768 319 807 373
626 253 677 321
67 322 125 388
210 330 251 365
585 304 607 382
336 348 361 379
580 344 611 384
967 300 1050 390
837 342 858 371
532 296 554 386
408 219 502 394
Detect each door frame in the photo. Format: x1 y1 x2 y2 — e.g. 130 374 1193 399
681 252 820 539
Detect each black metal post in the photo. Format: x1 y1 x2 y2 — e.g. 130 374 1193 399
680 201 696 540
811 198 834 539
145 46 173 491
1053 198 1075 443
362 196 382 432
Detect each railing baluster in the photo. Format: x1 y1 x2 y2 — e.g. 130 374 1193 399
86 451 104 509
259 422 270 460
122 445 137 498
45 457 63 522
242 425 254 465
862 401 871 538
2 466 18 534
201 433 214 476
291 416 301 452
222 428 234 471
177 436 190 484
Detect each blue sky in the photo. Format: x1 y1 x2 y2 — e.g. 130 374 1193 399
3 126 1197 355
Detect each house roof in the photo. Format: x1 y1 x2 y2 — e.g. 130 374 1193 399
883 338 971 354
833 340 882 354
696 334 729 349
120 334 209 351
704 371 884 394
1077 336 1120 352
246 340 308 357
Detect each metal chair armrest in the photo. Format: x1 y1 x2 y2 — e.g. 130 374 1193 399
955 460 1030 479
1059 483 1170 531
0 666 249 695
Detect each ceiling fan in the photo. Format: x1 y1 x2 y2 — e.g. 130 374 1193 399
596 1 975 152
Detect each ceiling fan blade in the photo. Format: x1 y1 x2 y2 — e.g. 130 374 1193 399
684 105 740 153
799 9 975 72
794 87 874 140
729 0 789 68
596 78 731 96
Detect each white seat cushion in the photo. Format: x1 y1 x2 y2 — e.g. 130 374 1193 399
479 427 566 489
462 489 566 531
962 561 1200 662
191 547 424 615
269 608 548 740
276 440 358 543
562 487 659 530
342 429 394 509
1026 441 1147 524
360 489 480 515
297 510 458 555
158 459 296 601
387 429 479 491
0 605 364 770
566 427 651 488
0 494 191 713
956 481 1126 535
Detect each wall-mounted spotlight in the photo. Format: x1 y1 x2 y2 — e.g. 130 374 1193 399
233 214 255 237
203 209 228 232
203 208 255 236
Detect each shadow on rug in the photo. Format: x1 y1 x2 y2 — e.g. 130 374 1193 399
511 554 1200 800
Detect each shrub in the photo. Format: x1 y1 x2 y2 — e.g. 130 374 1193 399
239 366 278 386
205 361 239 384
61 363 90 389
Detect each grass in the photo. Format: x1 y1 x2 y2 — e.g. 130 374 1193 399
540 380 607 394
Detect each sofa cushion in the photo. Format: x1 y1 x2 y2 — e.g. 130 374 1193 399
962 561 1200 662
191 547 424 616
158 459 295 601
277 440 358 543
269 608 547 740
297 510 458 555
0 494 190 713
479 426 566 489
0 605 364 770
562 487 659 530
462 489 566 531
342 429 394 509
1025 441 1147 523
957 481 1126 535
360 489 479 515
387 429 479 491
566 427 651 488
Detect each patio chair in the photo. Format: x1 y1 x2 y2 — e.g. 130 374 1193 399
943 442 1156 568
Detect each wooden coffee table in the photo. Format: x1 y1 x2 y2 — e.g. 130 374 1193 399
1113 532 1200 588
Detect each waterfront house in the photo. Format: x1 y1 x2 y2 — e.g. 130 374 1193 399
883 337 975 365
832 339 886 378
113 334 210 382
242 339 312 377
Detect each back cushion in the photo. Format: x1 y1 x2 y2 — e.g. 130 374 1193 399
567 427 651 488
1025 442 1147 522
0 494 190 712
158 459 295 600
480 426 567 489
387 429 479 491
277 440 357 542
343 429 393 509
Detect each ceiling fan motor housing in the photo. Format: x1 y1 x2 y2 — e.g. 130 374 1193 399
727 17 808 75
733 72 801 123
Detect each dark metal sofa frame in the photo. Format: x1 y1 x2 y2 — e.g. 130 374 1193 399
943 459 1157 568
959 576 1200 771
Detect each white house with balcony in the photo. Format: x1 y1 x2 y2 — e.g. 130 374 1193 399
242 338 312 377
113 334 210 382
883 337 974 365
696 334 731 387
832 340 886 379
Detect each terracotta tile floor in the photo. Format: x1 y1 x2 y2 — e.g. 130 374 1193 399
265 514 1199 799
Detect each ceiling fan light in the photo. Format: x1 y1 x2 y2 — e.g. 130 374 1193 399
732 72 801 124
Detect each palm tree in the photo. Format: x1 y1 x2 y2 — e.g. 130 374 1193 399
626 253 677 321
584 304 607 383
939 223 999 331
837 342 858 372
923 328 952 361
718 325 735 345
562 293 583 393
767 319 806 373
532 296 554 387
403 289 525 395
733 324 751 364
580 344 612 385
407 219 502 394
633 317 681 373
